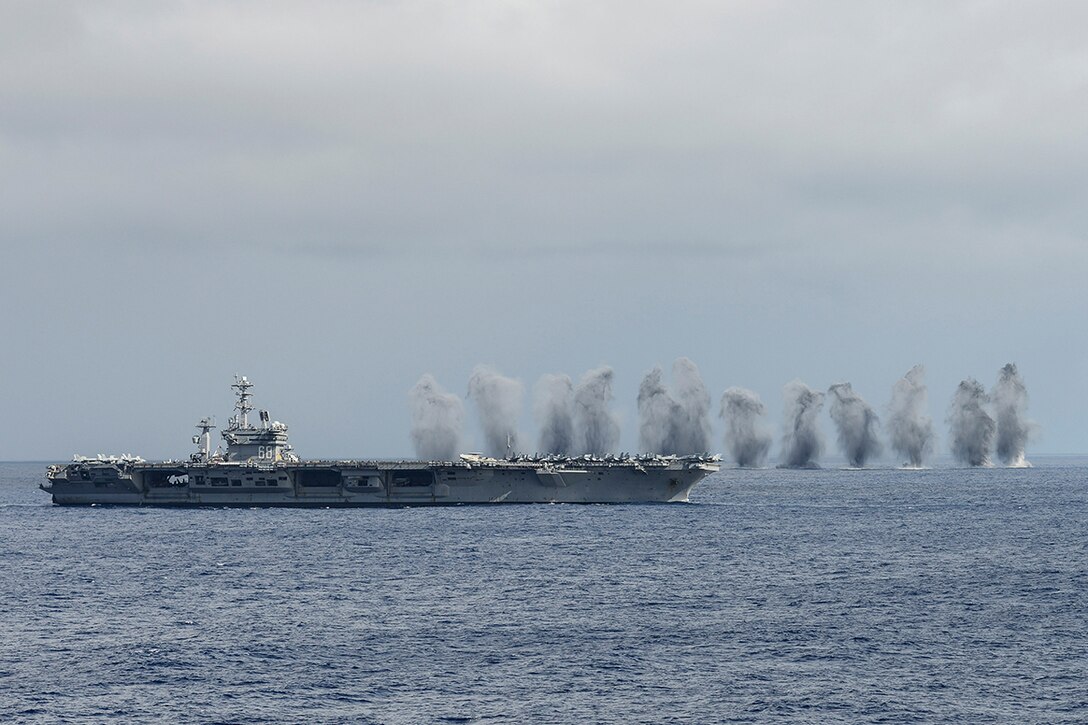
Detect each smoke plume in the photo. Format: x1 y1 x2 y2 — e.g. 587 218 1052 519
534 373 575 455
887 365 934 467
409 374 464 460
948 378 995 467
827 382 882 467
720 387 772 467
779 380 824 468
467 365 523 457
992 363 1033 466
573 366 621 455
637 357 711 455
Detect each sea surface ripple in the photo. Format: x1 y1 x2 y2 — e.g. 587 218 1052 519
1 460 1086 723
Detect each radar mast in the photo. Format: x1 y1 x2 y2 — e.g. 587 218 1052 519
231 375 254 429
192 417 216 461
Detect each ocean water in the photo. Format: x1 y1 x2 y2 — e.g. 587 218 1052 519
1 460 1086 724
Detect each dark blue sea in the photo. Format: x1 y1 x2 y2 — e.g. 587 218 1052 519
1 460 1086 724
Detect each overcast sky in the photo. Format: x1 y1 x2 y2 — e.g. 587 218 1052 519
1 1 1086 460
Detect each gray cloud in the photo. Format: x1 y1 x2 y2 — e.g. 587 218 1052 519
0 3 1085 458
5 3 1087 261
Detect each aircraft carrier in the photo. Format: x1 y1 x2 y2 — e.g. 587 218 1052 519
43 377 719 506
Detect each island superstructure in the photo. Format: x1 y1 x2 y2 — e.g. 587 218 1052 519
43 377 719 506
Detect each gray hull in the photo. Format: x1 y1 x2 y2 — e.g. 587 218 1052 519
44 456 718 507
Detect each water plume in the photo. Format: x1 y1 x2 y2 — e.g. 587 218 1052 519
828 382 882 467
673 358 713 454
467 365 523 457
409 374 463 460
637 357 711 455
720 387 772 467
779 380 824 468
638 367 680 454
534 373 574 455
992 363 1033 467
573 366 621 456
948 378 995 467
887 365 934 467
